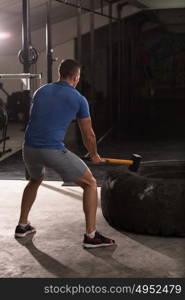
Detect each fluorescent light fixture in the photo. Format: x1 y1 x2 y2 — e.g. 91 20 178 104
0 32 11 40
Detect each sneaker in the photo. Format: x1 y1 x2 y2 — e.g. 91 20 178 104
83 231 115 248
15 223 36 238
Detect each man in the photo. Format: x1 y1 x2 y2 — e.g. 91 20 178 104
15 59 115 248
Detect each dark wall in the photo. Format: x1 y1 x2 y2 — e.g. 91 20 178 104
79 9 185 140
79 22 120 138
138 25 185 138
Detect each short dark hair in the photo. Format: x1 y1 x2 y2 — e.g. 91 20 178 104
59 59 81 79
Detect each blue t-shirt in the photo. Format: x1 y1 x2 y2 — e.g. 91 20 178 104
25 81 90 149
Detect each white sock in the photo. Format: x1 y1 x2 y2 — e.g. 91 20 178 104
19 223 28 228
86 230 96 238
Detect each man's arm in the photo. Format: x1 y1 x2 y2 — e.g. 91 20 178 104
77 117 102 164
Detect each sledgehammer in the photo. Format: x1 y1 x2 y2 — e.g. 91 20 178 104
101 154 142 172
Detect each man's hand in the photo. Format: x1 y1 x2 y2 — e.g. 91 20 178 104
90 153 102 164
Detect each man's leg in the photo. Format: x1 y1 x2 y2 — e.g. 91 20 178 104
75 170 115 248
75 170 97 234
18 176 43 224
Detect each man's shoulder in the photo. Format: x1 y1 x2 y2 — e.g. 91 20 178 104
68 87 85 101
33 83 52 96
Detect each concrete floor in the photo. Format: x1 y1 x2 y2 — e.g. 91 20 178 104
0 179 185 278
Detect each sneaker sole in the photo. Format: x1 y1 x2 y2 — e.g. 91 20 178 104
15 229 36 238
83 242 115 249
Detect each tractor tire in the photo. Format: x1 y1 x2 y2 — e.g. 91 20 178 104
101 161 185 237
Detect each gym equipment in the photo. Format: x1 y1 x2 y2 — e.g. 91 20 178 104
0 105 7 130
18 47 39 65
83 153 142 172
0 105 11 157
0 73 42 90
101 154 142 172
0 73 41 79
0 82 10 97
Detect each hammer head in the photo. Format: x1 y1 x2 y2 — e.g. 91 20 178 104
128 154 142 172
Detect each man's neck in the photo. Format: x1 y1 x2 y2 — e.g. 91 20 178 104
60 78 74 87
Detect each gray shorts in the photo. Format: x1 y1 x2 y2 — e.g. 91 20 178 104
23 145 89 182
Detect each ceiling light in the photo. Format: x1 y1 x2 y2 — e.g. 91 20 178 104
0 32 11 40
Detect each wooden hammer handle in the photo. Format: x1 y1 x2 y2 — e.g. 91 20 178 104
101 158 133 165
